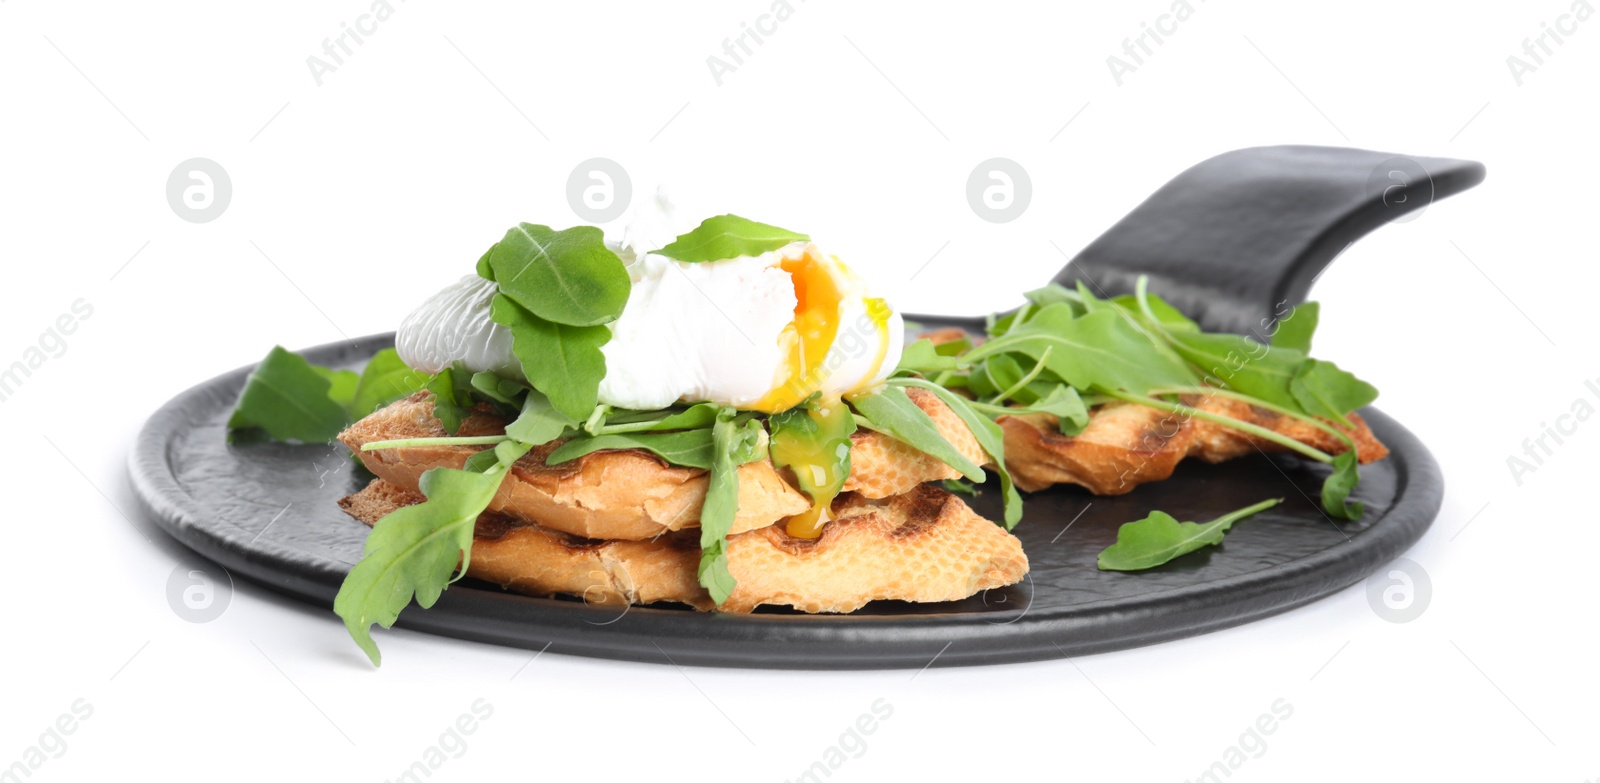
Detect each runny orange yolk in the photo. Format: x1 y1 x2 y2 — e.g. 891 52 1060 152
753 246 896 539
751 246 846 415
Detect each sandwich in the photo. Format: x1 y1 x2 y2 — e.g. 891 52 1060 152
227 198 1389 666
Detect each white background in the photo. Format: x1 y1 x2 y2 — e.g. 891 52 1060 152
2 0 1596 780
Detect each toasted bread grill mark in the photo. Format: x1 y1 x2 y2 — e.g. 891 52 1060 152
473 513 522 541
1249 404 1281 422
1000 392 1390 494
337 389 986 541
886 484 950 540
338 479 1028 614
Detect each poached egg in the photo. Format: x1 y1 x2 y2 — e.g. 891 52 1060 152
396 241 904 414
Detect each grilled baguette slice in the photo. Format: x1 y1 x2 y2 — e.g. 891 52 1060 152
339 479 1027 613
337 387 985 542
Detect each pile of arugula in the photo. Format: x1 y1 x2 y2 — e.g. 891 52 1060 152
896 277 1380 570
230 215 1002 665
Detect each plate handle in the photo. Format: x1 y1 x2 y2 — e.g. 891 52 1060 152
1053 145 1485 334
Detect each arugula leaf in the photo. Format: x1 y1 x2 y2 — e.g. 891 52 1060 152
1023 284 1082 310
601 403 720 432
1322 449 1365 520
228 346 352 443
1097 498 1282 571
313 365 360 413
656 214 809 263
987 309 1020 337
895 338 962 375
935 337 973 356
892 378 1023 528
1029 385 1090 434
981 354 1027 400
1112 292 1199 334
233 346 440 443
348 348 431 418
1164 331 1305 409
847 386 985 482
940 479 977 497
467 370 530 406
482 223 630 327
425 368 474 435
461 448 502 474
474 247 494 280
546 429 717 470
697 408 766 604
1271 302 1319 353
1290 359 1378 429
965 361 998 398
489 293 611 421
505 389 578 446
333 441 529 666
977 305 1199 395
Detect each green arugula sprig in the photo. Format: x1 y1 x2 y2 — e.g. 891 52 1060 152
883 378 1022 528
334 439 533 665
655 215 808 262
1097 498 1282 571
697 408 769 604
478 224 630 421
229 346 431 443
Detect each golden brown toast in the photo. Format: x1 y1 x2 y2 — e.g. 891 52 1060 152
999 392 1389 494
339 479 1027 613
337 387 985 541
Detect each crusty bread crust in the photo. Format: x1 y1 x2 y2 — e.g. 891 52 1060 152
337 388 986 541
339 479 1028 613
999 392 1390 494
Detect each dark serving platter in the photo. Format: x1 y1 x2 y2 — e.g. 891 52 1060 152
129 146 1483 669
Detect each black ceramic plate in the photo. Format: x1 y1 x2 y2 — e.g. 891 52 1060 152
128 146 1481 669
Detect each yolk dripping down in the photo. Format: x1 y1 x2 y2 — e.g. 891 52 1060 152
770 401 855 539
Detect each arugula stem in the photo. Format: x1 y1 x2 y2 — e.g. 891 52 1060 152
1106 276 1195 374
583 404 611 435
1210 497 1284 527
965 400 1020 417
1134 275 1160 325
990 346 1052 404
360 435 509 451
1098 389 1334 464
595 419 680 435
959 334 1062 366
1145 385 1347 441
1012 301 1036 327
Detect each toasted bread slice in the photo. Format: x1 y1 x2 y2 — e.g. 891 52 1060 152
339 479 1027 613
720 486 1027 613
337 388 985 541
999 392 1389 494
